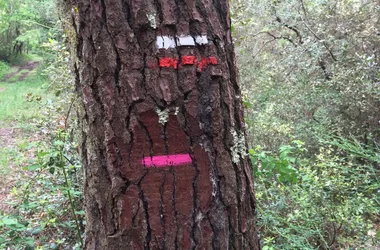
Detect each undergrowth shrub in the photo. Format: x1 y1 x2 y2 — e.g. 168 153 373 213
0 29 82 249
0 130 83 249
252 140 380 249
0 61 9 80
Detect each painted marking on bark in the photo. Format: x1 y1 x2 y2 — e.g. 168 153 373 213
176 35 195 46
198 57 218 72
156 36 176 49
156 35 208 49
142 154 192 167
181 55 197 65
159 57 178 69
195 35 208 45
157 56 217 70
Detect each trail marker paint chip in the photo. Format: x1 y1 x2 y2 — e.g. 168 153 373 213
182 56 197 65
195 35 208 45
159 57 178 68
142 154 192 167
176 35 196 46
156 36 176 49
198 57 218 72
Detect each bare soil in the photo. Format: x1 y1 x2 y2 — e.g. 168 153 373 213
1 61 39 82
0 127 16 147
0 127 16 212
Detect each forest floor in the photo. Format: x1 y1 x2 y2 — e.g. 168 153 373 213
0 57 81 249
0 58 46 213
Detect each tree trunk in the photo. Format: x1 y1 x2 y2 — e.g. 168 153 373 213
59 0 260 249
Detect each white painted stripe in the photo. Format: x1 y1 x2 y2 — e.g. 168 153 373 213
195 35 208 45
176 35 195 46
156 36 176 49
156 35 208 49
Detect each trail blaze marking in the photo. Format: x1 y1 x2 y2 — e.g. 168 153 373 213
155 35 216 70
159 57 178 68
195 35 208 45
157 56 217 69
181 55 197 65
176 35 195 46
142 154 192 167
198 57 218 72
156 36 176 49
156 35 209 49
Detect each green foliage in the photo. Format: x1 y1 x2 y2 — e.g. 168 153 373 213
0 60 9 79
232 1 380 247
253 140 379 249
232 0 380 151
0 0 59 62
0 131 83 249
250 141 306 183
0 21 81 247
0 215 34 249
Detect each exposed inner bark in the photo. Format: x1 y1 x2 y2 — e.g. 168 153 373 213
60 0 259 249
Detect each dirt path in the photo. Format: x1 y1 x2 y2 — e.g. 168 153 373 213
0 127 16 212
1 60 39 82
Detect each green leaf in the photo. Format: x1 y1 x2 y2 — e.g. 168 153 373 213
37 151 49 158
2 217 18 225
49 167 55 174
24 237 34 247
25 164 41 171
31 227 42 235
75 210 85 215
48 243 58 250
23 199 29 208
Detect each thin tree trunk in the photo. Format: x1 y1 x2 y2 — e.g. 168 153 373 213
59 0 260 249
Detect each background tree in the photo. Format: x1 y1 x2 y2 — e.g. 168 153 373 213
231 0 379 248
232 0 380 151
0 0 58 62
59 0 260 249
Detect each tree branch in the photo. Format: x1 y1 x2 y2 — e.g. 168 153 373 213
275 16 303 44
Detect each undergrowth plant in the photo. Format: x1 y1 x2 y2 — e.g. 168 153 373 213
252 140 380 249
0 23 82 248
0 130 83 249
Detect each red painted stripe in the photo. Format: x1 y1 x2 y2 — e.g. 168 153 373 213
198 57 218 72
198 58 208 72
208 56 217 65
182 55 197 65
159 57 178 68
159 56 217 71
142 154 192 167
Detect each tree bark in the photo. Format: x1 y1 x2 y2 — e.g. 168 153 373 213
59 0 260 249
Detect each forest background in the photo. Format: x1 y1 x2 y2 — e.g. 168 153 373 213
0 0 379 249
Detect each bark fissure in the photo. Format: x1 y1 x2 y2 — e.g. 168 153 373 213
159 173 167 249
170 168 179 250
190 150 200 249
137 171 152 250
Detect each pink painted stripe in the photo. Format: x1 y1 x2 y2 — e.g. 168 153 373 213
142 154 192 167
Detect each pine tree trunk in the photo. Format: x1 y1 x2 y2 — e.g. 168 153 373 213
59 0 260 249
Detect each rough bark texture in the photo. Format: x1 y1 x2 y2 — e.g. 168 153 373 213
59 0 260 249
